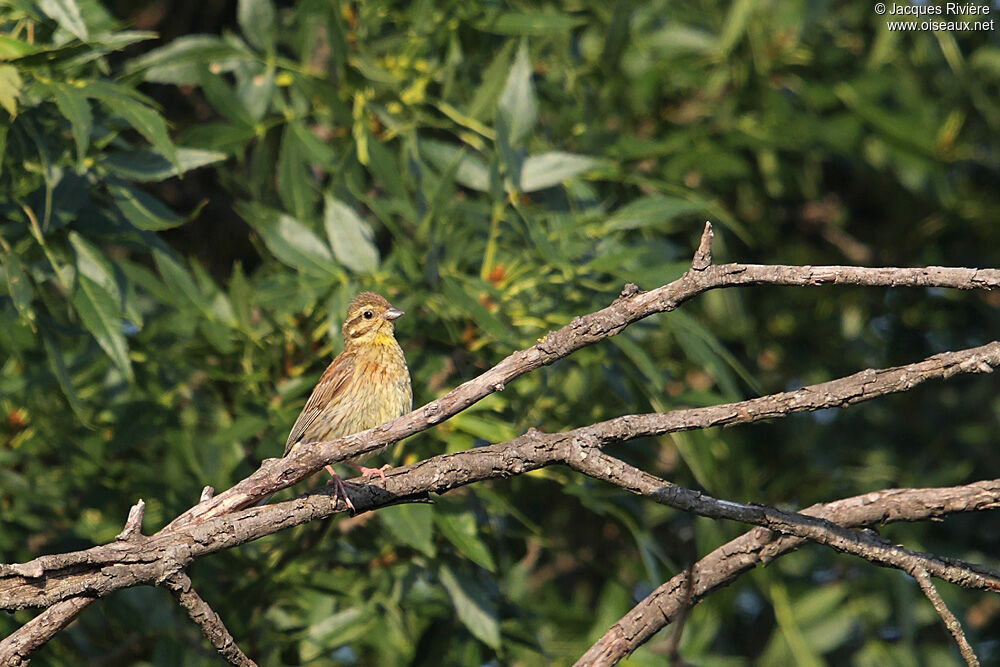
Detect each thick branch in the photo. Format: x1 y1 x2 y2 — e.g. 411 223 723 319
3 342 1000 610
166 261 1000 528
162 572 256 667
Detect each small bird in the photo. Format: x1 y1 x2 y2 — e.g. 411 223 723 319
284 291 412 510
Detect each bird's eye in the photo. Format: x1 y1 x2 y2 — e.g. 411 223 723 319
363 310 374 319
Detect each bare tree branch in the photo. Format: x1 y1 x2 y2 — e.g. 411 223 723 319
577 480 1000 665
5 224 1000 661
914 568 981 667
3 340 1000 613
163 571 257 667
164 232 1000 528
572 449 1000 590
0 597 92 667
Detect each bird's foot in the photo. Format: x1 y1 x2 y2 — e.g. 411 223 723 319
353 463 391 481
324 464 356 512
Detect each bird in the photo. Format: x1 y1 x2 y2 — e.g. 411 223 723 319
284 291 412 510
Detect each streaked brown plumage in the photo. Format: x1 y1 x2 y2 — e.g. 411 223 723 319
284 292 412 506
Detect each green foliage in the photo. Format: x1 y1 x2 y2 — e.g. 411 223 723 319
2 0 1000 664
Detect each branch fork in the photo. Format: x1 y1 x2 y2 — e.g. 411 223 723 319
4 223 998 666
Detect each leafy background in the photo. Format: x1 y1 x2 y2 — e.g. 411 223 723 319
2 0 1000 664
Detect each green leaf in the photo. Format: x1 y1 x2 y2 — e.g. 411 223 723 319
419 139 490 192
37 0 88 41
603 196 706 232
378 503 434 556
197 68 254 126
1 248 34 325
68 232 120 302
127 36 252 85
111 183 201 231
71 276 133 382
152 248 205 313
277 126 314 221
102 147 226 182
41 331 89 425
289 120 337 165
87 82 177 166
0 36 36 60
519 152 603 192
238 0 277 52
477 11 587 36
323 194 379 274
50 82 92 161
236 201 339 280
437 564 501 650
434 502 496 572
179 122 256 154
0 65 22 117
237 65 274 121
365 136 408 204
442 281 516 344
497 41 537 145
834 83 937 156
467 41 515 120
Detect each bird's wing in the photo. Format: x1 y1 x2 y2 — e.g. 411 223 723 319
283 351 355 456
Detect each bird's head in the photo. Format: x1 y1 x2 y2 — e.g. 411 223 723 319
341 291 404 346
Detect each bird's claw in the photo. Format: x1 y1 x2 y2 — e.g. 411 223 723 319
324 464 356 512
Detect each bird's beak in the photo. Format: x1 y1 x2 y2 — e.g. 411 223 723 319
385 306 404 321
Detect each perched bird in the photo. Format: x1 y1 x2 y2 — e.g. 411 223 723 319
284 291 412 509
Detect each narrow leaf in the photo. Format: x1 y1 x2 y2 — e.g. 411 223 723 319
102 147 226 182
603 196 706 232
88 82 177 166
497 41 537 144
37 0 88 41
438 564 501 649
442 282 516 344
277 127 315 221
0 36 36 60
434 504 496 572
1 249 34 325
236 201 338 280
0 65 22 117
238 0 277 52
379 503 435 556
50 82 92 160
68 232 120 302
128 35 252 85
111 184 200 231
72 275 133 381
478 11 587 35
519 152 602 192
420 139 490 192
42 331 89 425
323 194 379 274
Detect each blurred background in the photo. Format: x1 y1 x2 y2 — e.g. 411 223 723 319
2 1 1000 664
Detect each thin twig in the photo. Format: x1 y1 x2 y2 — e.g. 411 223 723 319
913 567 980 667
162 571 257 667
